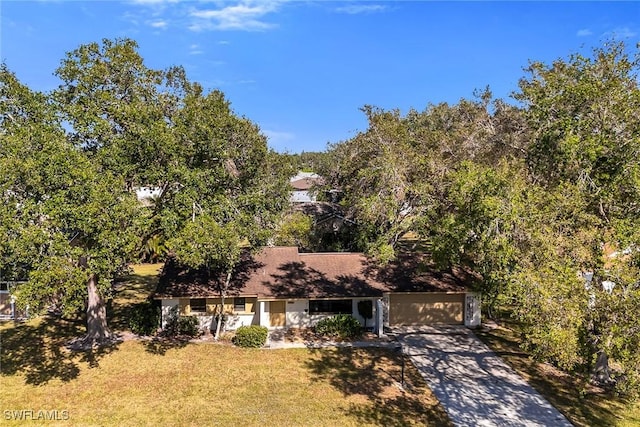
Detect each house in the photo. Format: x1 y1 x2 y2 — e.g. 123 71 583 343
154 247 481 332
290 172 324 203
0 281 27 321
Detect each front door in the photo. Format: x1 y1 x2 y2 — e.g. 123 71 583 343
269 301 286 327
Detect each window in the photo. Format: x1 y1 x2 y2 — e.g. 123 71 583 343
309 299 352 314
190 298 206 313
0 283 8 293
233 297 246 312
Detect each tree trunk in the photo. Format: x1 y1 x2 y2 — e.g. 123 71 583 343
84 273 112 344
593 350 611 384
214 270 233 341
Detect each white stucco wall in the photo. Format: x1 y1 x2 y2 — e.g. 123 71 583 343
225 313 256 329
285 299 308 327
290 190 315 203
190 313 256 332
161 298 258 332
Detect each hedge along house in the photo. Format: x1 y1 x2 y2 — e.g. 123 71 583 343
154 247 481 333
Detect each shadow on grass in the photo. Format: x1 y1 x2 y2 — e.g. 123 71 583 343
305 347 452 426
0 316 120 385
142 336 191 355
109 270 160 332
474 326 627 427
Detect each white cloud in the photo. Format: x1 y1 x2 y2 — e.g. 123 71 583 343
576 29 592 37
335 4 387 15
607 27 637 38
188 2 281 31
189 44 204 55
263 129 295 144
129 0 180 4
150 20 168 28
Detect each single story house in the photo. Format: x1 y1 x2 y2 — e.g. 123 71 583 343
154 247 481 332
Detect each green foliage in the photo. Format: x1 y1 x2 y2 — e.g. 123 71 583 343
280 152 332 174
177 316 200 337
274 211 313 249
323 41 640 395
2 37 288 340
325 89 527 262
232 325 268 348
138 233 168 263
168 215 243 274
128 300 160 336
315 314 362 339
163 308 200 337
1 62 139 338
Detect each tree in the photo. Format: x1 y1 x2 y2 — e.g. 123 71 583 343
0 65 139 345
512 41 640 394
325 90 527 263
168 216 242 339
325 106 433 261
161 75 291 340
53 38 292 342
274 211 314 249
53 38 191 265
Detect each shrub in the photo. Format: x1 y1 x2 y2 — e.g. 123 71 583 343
129 300 160 336
315 314 362 339
162 306 200 337
232 325 268 348
177 315 200 337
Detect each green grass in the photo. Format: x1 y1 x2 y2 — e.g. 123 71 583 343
474 321 640 427
0 263 452 426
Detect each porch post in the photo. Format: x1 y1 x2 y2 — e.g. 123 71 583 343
375 299 385 337
464 292 481 327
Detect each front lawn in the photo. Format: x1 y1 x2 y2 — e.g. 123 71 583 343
0 264 451 426
0 325 450 426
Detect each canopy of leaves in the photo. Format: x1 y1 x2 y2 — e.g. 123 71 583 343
2 38 291 335
325 42 640 396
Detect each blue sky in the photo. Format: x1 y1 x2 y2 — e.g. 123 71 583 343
2 1 639 153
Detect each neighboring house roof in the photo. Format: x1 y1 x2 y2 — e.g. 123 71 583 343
155 246 472 299
290 172 324 191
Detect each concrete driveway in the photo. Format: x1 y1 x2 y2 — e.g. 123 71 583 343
393 326 573 427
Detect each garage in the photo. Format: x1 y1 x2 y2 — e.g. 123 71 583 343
388 292 465 325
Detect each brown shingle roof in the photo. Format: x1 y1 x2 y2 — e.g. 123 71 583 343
155 247 472 299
